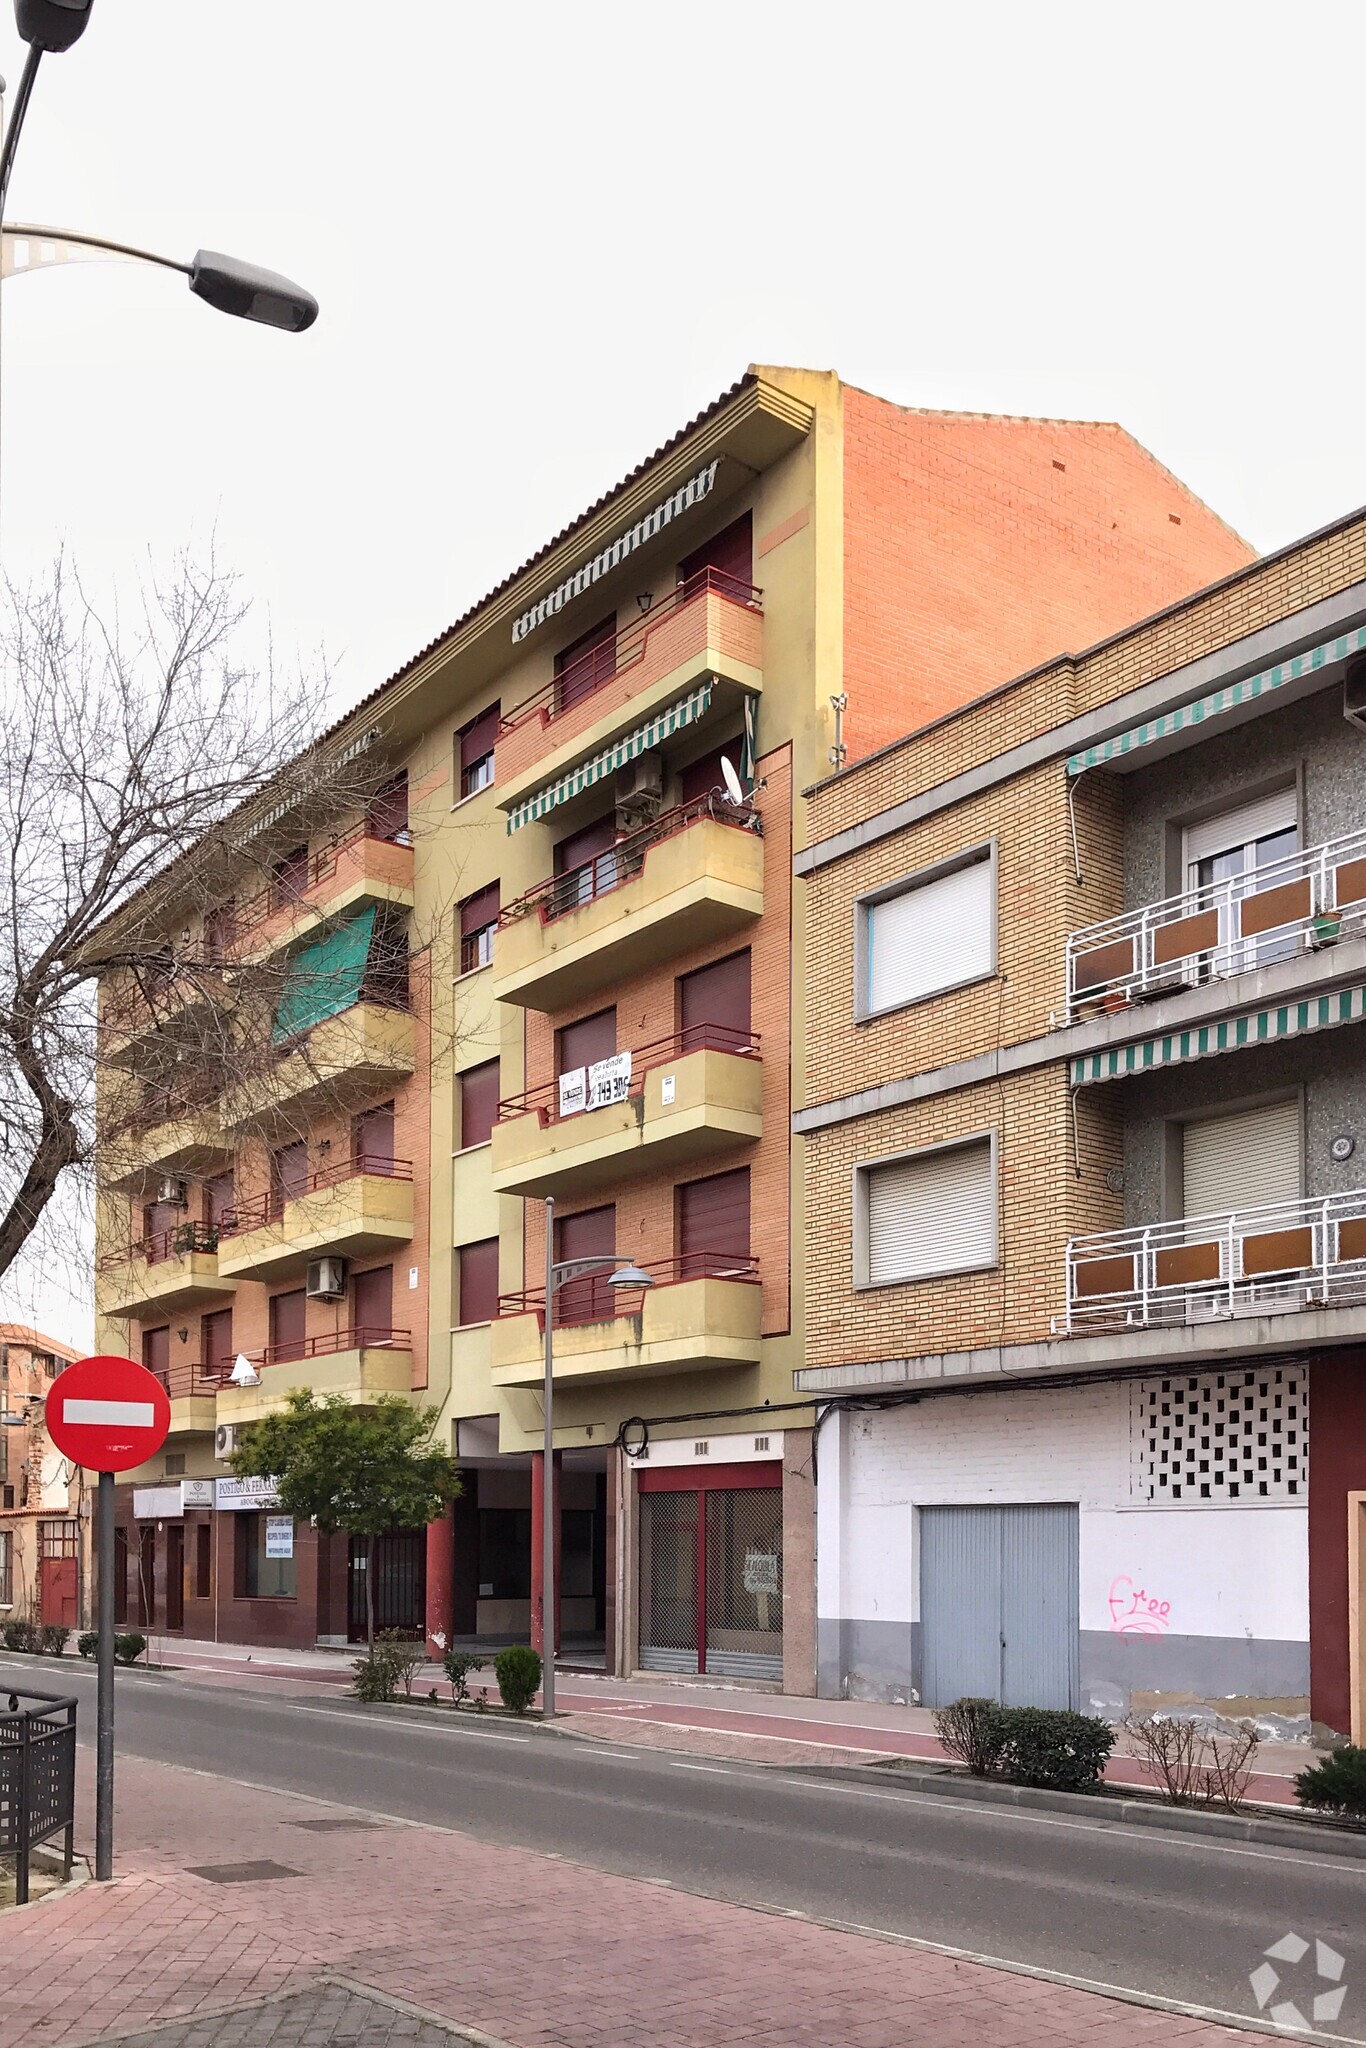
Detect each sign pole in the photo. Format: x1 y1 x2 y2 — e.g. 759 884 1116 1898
95 1467 114 1882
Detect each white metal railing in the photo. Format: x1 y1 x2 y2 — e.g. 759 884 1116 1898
1064 827 1366 1021
1058 1186 1366 1333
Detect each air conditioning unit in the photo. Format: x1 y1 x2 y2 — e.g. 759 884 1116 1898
214 1423 239 1460
615 751 664 830
1345 658 1366 733
157 1176 189 1207
306 1256 348 1301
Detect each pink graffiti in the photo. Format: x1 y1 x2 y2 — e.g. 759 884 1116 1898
1108 1575 1171 1636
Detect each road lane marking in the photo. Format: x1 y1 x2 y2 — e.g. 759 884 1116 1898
668 1761 736 1775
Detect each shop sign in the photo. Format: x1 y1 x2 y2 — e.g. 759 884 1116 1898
180 1479 214 1509
215 1474 281 1511
743 1550 779 1597
132 1485 183 1521
265 1515 294 1559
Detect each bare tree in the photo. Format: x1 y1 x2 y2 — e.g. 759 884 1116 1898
0 551 430 1299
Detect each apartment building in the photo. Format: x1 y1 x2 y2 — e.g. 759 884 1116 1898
0 1327 82 1629
796 506 1366 1740
92 364 1247 1670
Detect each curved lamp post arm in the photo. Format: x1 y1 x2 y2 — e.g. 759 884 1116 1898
1 221 318 330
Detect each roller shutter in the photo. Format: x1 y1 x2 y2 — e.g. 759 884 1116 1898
866 857 993 1014
1181 1099 1302 1219
865 1138 995 1284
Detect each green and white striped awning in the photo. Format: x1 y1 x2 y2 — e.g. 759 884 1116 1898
505 680 715 834
1066 624 1366 776
1071 983 1366 1085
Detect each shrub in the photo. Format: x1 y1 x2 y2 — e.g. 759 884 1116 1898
40 1625 70 1657
1296 1745 1366 1820
113 1631 147 1666
443 1649 484 1706
494 1645 542 1715
995 1707 1113 1792
76 1631 99 1660
352 1639 404 1703
1124 1713 1259 1810
933 1697 1006 1777
379 1630 427 1701
2 1618 36 1653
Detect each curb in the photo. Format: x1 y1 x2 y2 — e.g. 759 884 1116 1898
803 1758 1366 1860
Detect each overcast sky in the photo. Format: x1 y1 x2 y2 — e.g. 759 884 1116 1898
4 0 1363 1348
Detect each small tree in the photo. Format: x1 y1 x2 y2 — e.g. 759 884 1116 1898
228 1390 461 1647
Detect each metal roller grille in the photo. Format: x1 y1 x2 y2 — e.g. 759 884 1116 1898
706 1487 782 1680
639 1491 699 1672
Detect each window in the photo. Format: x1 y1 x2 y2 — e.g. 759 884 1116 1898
478 1508 531 1598
236 1512 296 1598
204 900 237 961
269 1289 307 1364
142 1326 171 1384
1183 788 1299 970
458 1238 500 1326
367 772 409 843
457 705 499 799
164 1452 186 1477
680 741 744 809
1181 1099 1301 1220
459 1060 500 1150
679 951 751 1049
556 1008 617 1089
201 1307 234 1381
0 1531 11 1606
678 512 753 601
270 1140 308 1217
554 813 618 910
554 614 617 715
353 1100 396 1172
361 906 411 1009
677 1168 750 1277
858 1135 996 1285
554 1204 615 1323
352 1264 394 1344
858 848 995 1018
270 844 309 909
204 1170 235 1229
458 882 500 974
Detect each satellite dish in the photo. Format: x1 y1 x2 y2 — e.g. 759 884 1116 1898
720 755 745 806
228 1352 261 1387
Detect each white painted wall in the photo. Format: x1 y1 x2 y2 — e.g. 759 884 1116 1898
819 1379 1309 1645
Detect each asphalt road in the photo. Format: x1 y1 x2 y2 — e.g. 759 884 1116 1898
14 1658 1366 2042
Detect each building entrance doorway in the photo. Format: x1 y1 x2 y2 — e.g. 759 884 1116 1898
38 1520 79 1628
638 1465 782 1680
348 1529 426 1640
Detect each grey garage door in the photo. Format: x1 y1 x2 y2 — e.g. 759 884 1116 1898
919 1503 1079 1710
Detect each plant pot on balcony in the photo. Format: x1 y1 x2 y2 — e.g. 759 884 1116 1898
1312 913 1342 948
1100 989 1132 1014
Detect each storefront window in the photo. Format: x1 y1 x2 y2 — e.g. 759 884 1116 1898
237 1511 296 1598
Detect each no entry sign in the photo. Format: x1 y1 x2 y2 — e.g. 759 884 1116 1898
45 1354 171 1473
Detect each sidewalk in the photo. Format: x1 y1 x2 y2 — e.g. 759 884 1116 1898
139 1634 1321 1806
0 1746 1272 2048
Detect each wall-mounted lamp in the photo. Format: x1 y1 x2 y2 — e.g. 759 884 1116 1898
635 593 653 616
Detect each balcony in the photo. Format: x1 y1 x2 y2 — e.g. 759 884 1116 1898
491 1028 763 1199
103 1091 230 1192
1065 829 1366 1022
211 1326 414 1424
97 1222 236 1320
494 797 765 1011
491 1254 762 1388
155 1357 219 1435
223 1000 416 1130
217 1154 414 1282
496 570 763 805
1060 1188 1366 1334
226 823 415 961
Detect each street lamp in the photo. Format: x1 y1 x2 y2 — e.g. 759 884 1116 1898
540 1193 653 1718
0 2 96 223
3 223 318 330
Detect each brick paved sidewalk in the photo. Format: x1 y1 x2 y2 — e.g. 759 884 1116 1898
0 1748 1274 2048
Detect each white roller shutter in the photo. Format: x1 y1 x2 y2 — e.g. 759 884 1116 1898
865 1137 996 1283
866 856 994 1013
1183 788 1297 868
1181 1099 1302 1220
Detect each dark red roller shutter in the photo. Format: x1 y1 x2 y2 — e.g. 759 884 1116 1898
142 1326 170 1380
679 951 751 1050
459 1239 500 1325
367 774 408 841
460 1060 500 1149
554 813 617 875
354 1100 395 1171
680 740 744 808
201 1307 233 1379
677 1168 750 1276
352 1265 393 1344
555 1204 615 1323
460 882 500 937
270 1289 307 1364
460 705 500 776
204 1171 235 1228
678 512 753 599
555 614 617 713
271 1141 308 1211
557 1007 617 1076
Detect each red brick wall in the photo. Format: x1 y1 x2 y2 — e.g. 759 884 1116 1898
840 390 1256 764
1308 1349 1366 1736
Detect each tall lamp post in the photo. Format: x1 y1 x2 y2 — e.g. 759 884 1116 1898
540 1194 653 1718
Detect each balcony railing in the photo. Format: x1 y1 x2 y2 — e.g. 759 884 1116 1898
152 1359 220 1401
204 1324 410 1378
224 819 413 949
217 1153 413 1238
1060 1187 1366 1332
500 569 762 734
98 1220 220 1271
499 793 760 931
1065 828 1366 1020
497 1025 760 1127
499 1250 759 1330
